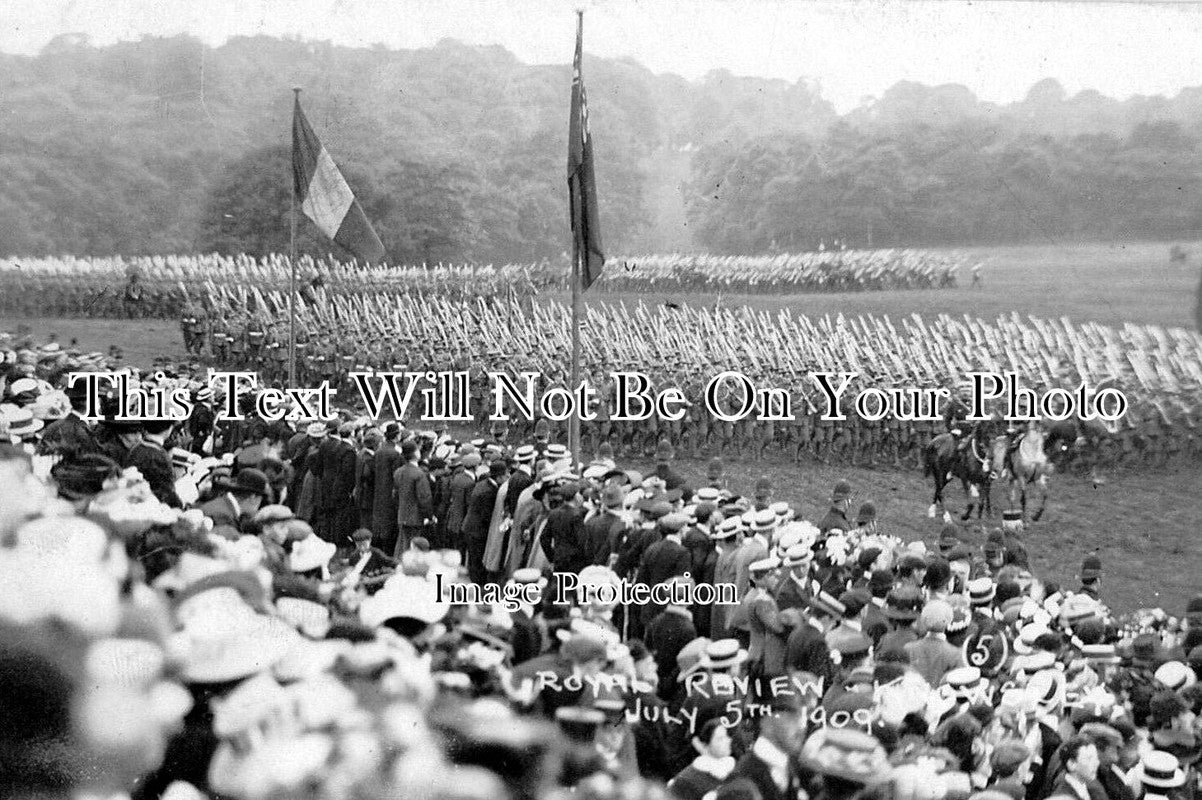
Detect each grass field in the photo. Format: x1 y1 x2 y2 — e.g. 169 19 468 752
3 240 1200 615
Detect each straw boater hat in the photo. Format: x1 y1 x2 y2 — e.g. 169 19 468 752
750 509 777 534
712 516 742 541
1133 751 1186 790
1153 661 1197 692
799 727 891 785
699 638 749 672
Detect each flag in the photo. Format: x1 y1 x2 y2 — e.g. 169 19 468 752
567 12 604 290
292 96 385 263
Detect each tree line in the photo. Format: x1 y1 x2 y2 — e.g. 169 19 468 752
3 35 1202 261
687 119 1202 252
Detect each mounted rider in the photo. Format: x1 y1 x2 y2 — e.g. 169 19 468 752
943 380 974 454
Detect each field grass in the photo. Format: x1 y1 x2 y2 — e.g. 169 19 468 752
3 239 1200 614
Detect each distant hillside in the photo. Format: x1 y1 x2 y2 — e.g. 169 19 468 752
2 34 1201 260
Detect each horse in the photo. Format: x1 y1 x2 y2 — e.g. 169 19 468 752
924 425 995 522
991 426 1054 521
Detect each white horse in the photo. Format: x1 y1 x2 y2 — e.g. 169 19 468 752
991 426 1054 521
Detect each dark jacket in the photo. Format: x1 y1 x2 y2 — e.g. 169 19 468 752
544 504 589 574
615 527 660 580
370 441 403 539
505 469 534 517
726 748 793 800
394 461 433 528
645 607 697 693
198 494 244 530
285 433 318 512
816 505 851 533
316 438 356 511
355 448 376 524
584 509 626 567
461 477 498 542
444 467 476 541
637 536 691 589
124 438 181 507
652 463 691 497
37 412 98 458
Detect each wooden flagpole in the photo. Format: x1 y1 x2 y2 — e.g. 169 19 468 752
570 246 583 470
288 87 300 389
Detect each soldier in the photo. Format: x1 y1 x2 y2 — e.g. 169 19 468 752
122 270 145 318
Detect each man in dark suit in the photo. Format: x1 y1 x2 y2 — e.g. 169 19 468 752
637 513 691 632
124 420 181 507
37 381 99 458
463 460 506 584
644 576 697 696
543 483 589 575
370 422 404 554
584 483 627 567
354 428 381 531
504 445 537 517
445 452 480 555
315 423 358 546
393 439 433 557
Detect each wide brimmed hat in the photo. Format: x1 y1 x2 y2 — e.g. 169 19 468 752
289 534 336 573
359 574 449 628
169 587 302 684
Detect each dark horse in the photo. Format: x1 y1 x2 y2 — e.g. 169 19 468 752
924 424 995 521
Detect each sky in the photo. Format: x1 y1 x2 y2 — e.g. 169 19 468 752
6 0 1202 112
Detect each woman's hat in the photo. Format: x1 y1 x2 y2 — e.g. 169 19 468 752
289 533 336 573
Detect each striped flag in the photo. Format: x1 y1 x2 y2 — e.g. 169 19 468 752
292 96 385 263
568 12 604 290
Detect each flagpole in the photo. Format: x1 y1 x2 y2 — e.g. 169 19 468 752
570 246 582 471
288 87 300 390
568 9 584 472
